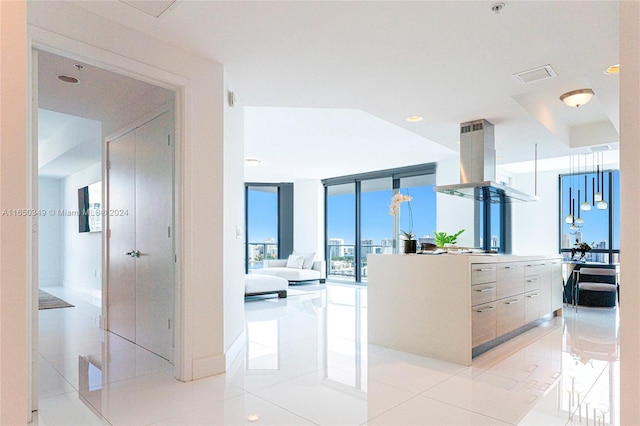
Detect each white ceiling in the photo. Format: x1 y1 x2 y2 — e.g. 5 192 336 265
37 49 171 178
40 1 620 181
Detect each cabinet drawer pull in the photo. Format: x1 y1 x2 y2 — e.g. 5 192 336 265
506 299 521 304
474 287 494 292
475 307 495 313
527 294 539 298
475 268 493 272
526 279 538 283
503 266 517 269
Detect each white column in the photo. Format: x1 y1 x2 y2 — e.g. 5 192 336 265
620 2 640 423
294 180 325 256
0 0 29 423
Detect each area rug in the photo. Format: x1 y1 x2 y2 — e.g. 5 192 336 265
39 289 74 310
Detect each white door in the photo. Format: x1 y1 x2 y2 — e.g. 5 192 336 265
107 110 174 362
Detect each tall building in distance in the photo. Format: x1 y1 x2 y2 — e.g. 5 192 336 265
328 238 345 258
380 238 394 254
264 237 278 259
361 239 374 256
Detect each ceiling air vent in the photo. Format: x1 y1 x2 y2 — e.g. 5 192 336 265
119 0 178 18
513 65 557 84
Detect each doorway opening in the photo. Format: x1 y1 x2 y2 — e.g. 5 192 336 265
34 47 176 413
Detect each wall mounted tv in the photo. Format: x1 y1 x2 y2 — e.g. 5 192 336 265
78 181 102 233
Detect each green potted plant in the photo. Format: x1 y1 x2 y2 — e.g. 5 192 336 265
433 229 465 248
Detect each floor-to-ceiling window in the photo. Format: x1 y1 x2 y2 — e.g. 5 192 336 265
559 170 620 263
360 178 393 281
324 164 437 283
326 183 356 280
245 183 294 272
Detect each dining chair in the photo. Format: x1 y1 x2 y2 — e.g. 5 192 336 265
575 268 618 309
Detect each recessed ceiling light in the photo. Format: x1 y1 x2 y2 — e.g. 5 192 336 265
247 414 260 422
605 64 619 75
57 75 80 84
245 159 261 167
406 115 423 122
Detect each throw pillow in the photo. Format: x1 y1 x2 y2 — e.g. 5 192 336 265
292 251 317 269
286 254 305 269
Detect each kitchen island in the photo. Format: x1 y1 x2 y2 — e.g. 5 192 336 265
367 253 563 366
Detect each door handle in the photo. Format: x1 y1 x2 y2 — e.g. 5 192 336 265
124 250 140 258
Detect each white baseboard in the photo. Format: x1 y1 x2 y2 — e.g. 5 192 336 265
225 330 246 370
192 354 226 380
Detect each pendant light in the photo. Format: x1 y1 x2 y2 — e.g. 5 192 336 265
565 155 574 223
597 152 609 210
580 154 591 211
594 151 603 202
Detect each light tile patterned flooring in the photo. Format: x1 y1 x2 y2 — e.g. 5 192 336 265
34 283 619 425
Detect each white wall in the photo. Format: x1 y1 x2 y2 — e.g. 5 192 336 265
222 75 245 359
510 170 559 255
38 178 62 287
294 180 325 257
60 163 102 298
435 156 475 248
28 1 244 381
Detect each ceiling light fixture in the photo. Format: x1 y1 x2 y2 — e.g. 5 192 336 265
560 88 594 108
57 75 80 84
245 159 261 167
605 64 619 75
406 115 423 122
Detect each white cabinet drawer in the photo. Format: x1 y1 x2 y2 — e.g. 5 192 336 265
524 262 546 277
496 296 525 336
472 302 497 348
524 291 541 324
471 283 497 306
496 262 525 299
524 276 540 292
471 264 497 285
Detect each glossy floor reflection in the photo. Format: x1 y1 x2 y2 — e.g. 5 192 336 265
35 283 620 425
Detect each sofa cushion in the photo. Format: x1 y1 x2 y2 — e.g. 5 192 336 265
292 251 317 269
256 267 321 282
286 254 305 269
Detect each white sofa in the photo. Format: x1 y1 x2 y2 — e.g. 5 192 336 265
252 258 326 284
245 274 288 298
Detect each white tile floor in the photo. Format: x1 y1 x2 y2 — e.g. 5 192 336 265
34 283 619 425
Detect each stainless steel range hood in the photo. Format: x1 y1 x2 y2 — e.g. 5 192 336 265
434 119 539 203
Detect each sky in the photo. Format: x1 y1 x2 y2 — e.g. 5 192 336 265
247 185 437 245
324 186 437 245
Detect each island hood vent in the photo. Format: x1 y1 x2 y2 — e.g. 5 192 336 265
434 119 539 203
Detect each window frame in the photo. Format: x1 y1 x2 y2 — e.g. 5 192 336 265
557 170 619 263
323 163 437 283
244 182 294 273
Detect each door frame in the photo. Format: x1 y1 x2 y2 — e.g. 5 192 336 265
27 26 189 414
